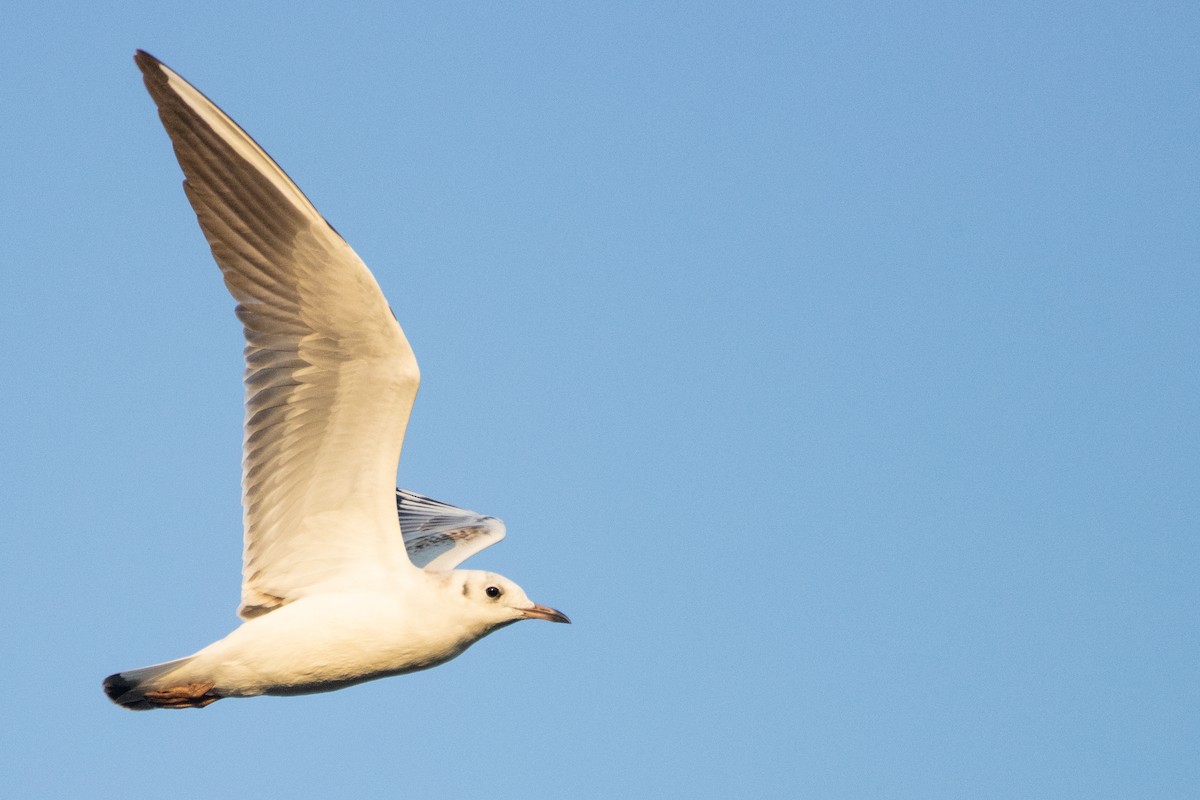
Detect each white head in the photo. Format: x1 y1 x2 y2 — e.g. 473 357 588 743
452 569 570 632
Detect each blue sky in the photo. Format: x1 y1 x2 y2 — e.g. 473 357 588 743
1 2 1196 797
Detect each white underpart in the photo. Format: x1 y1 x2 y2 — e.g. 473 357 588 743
167 586 488 696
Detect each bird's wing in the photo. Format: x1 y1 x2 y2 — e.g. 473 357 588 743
395 489 506 570
135 51 423 619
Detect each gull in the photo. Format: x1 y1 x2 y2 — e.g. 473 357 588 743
103 51 569 711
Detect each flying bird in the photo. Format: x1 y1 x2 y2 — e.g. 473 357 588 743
104 51 568 711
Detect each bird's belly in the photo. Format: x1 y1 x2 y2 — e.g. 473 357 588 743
193 594 475 697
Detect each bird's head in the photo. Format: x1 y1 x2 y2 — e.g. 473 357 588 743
454 570 570 630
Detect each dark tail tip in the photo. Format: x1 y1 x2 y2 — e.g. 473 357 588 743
103 672 154 711
102 672 129 700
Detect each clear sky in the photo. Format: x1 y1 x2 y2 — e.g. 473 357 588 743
1 2 1196 797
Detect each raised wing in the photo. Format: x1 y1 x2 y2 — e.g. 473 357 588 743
396 489 506 570
135 52 423 619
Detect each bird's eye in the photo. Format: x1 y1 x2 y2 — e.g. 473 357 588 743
485 585 502 599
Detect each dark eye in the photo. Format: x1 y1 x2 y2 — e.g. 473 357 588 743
485 585 502 599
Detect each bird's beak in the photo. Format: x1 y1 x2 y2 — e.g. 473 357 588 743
522 604 571 624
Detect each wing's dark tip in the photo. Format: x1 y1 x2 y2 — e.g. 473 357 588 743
134 50 171 101
134 49 160 72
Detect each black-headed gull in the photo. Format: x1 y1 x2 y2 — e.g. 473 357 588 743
104 51 568 711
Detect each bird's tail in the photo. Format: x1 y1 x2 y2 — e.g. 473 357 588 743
103 656 218 710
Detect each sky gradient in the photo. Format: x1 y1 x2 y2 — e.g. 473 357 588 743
2 2 1197 797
